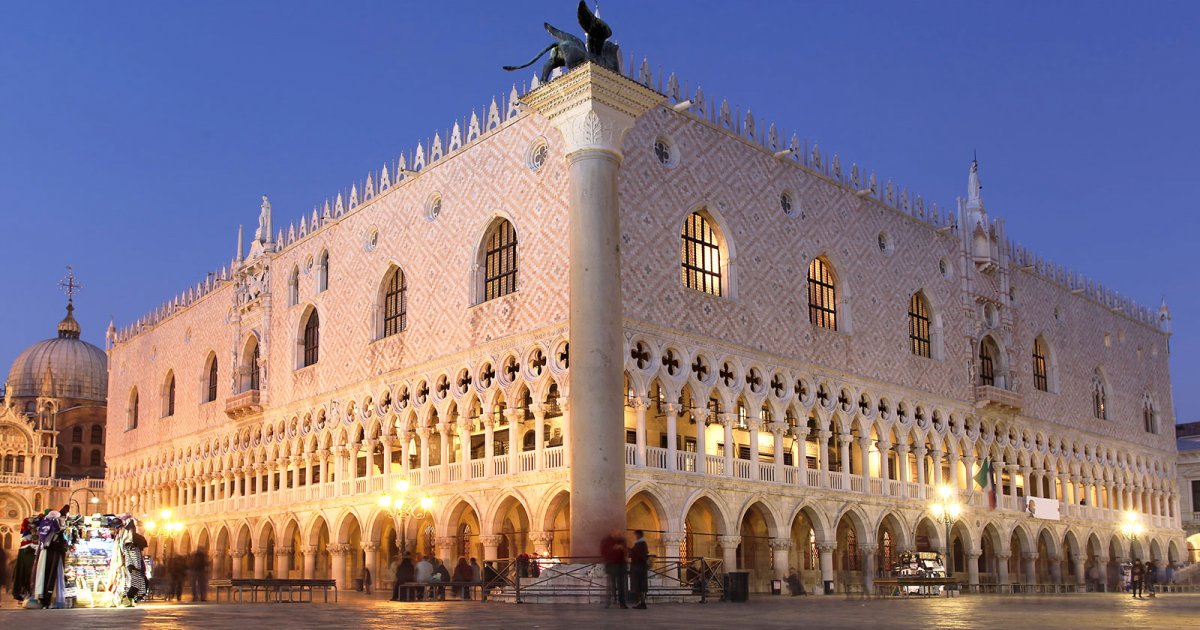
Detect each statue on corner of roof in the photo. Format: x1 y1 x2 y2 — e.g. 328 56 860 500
503 1 621 83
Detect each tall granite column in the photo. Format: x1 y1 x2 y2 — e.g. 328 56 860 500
523 63 663 555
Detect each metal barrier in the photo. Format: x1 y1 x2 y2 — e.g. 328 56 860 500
482 556 724 604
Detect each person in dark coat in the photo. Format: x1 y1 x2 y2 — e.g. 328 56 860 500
629 530 650 609
600 529 628 608
1130 559 1144 598
481 561 500 601
11 518 36 603
190 548 210 602
786 567 805 596
453 557 474 599
1144 560 1158 598
392 555 415 601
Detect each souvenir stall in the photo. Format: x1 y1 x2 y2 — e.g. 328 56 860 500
63 514 126 607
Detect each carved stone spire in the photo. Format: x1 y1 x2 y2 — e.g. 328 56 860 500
1158 297 1172 334
235 224 244 263
967 156 984 210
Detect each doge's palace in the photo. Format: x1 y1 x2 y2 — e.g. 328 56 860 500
104 57 1184 594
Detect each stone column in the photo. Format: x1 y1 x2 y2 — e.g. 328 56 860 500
966 551 980 587
505 409 521 474
769 538 792 580
896 443 910 484
459 421 472 480
914 446 927 491
483 416 496 477
860 544 877 593
665 403 679 471
302 545 318 579
995 552 1011 589
878 440 892 484
1096 555 1109 591
523 64 663 554
718 535 742 570
329 544 347 589
661 532 686 560
858 437 872 482
1049 552 1063 584
817 430 831 483
435 537 455 565
722 414 736 478
632 397 648 467
694 408 709 469
480 535 503 561
748 419 762 464
1022 552 1037 586
816 543 836 594
770 422 787 482
253 549 267 579
363 542 379 589
931 449 943 485
532 404 547 470
275 546 292 579
381 436 394 484
230 550 244 579
1074 554 1086 588
838 433 852 486
418 427 432 485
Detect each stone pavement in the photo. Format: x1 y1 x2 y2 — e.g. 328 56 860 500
3 592 1198 628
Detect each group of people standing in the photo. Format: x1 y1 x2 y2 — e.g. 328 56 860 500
600 529 650 609
158 548 211 602
1129 559 1161 599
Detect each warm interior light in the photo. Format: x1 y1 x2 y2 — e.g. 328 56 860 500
938 485 954 500
395 479 411 493
378 495 393 508
947 502 962 519
930 503 944 518
90 496 100 504
419 497 433 510
145 521 157 531
160 509 172 520
394 498 405 510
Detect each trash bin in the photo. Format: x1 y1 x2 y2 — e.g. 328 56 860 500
725 571 750 602
354 578 364 591
771 579 783 595
824 580 834 595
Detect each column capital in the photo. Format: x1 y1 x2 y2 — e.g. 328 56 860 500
1021 551 1038 560
276 546 294 557
660 531 686 547
361 542 380 552
815 542 838 553
994 552 1011 561
767 422 789 437
768 538 793 552
301 545 319 555
529 531 555 545
717 535 742 549
521 63 665 157
479 535 504 547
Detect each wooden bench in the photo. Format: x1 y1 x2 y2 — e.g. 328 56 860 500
391 581 486 601
211 578 338 603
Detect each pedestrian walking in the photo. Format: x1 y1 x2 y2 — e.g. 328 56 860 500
362 565 372 595
629 530 649 609
1144 560 1157 598
190 547 210 602
600 529 628 608
169 554 187 601
1130 559 1144 599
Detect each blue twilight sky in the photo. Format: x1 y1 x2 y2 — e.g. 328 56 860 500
1 1 1197 422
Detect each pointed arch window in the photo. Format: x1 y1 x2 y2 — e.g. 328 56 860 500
289 265 300 306
681 211 722 296
128 389 139 430
1092 371 1107 420
1142 397 1156 434
908 292 931 358
979 339 996 386
206 357 219 402
248 340 261 391
807 258 837 330
1032 338 1049 392
484 220 518 301
303 309 320 367
318 250 330 292
383 267 408 337
163 371 176 417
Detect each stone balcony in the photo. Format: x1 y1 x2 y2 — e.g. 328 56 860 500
225 389 263 419
975 385 1023 412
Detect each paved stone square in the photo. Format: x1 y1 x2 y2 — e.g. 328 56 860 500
3 592 1198 629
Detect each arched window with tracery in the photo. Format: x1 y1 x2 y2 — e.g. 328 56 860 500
459 523 472 559
302 309 320 367
978 338 997 386
1142 397 1155 433
483 219 518 301
1032 337 1049 392
1092 370 1107 420
423 524 436 559
909 292 931 358
807 258 837 330
248 339 261 391
879 530 894 573
681 211 722 296
382 267 408 337
162 371 176 417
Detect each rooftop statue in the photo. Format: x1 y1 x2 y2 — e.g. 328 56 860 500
504 1 620 83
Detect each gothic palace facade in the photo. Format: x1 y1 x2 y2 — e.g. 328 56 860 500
105 62 1183 594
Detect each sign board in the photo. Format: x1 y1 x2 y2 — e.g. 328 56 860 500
1025 496 1061 521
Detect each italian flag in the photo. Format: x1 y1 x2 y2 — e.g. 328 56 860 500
974 458 997 510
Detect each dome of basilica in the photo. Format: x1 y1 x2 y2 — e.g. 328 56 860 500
6 302 108 403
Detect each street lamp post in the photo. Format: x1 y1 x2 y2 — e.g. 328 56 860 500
930 485 963 578
68 487 101 515
1119 511 1144 554
378 480 432 556
144 508 184 561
